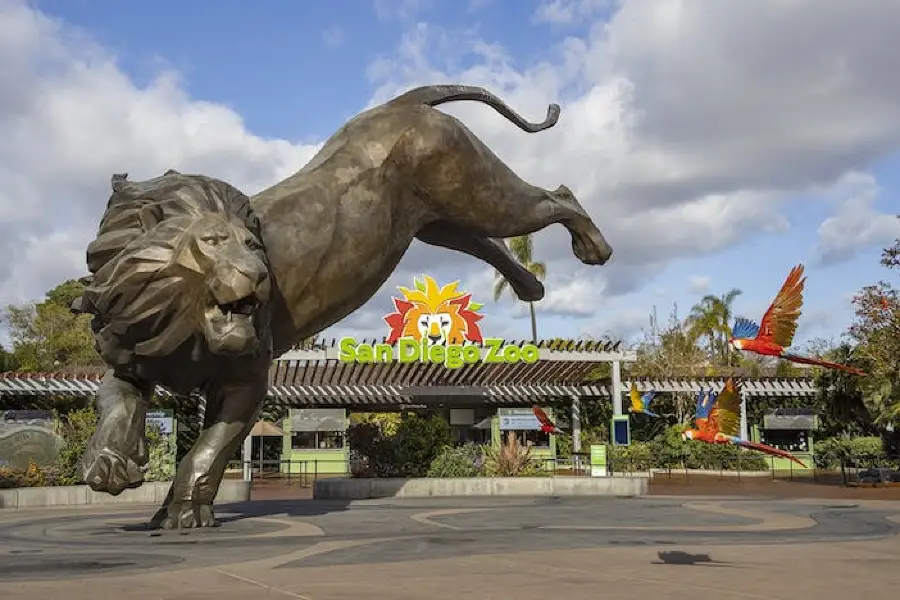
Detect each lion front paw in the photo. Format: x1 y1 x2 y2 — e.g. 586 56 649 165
82 447 145 496
149 503 217 530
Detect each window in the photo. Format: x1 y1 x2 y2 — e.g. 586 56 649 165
291 431 345 450
510 429 550 448
759 430 809 452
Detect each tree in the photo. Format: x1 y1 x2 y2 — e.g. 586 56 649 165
686 288 742 365
2 279 100 372
632 304 709 424
847 280 900 425
493 235 546 342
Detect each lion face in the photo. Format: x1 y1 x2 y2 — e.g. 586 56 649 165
401 303 467 345
173 214 271 356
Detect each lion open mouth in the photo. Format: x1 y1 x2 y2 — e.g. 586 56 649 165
216 296 259 318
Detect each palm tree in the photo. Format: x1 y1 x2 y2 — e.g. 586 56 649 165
687 288 742 365
493 235 546 343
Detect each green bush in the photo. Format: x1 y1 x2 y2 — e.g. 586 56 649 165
144 422 176 482
53 407 98 485
607 424 769 472
427 443 484 478
348 414 452 478
814 436 885 469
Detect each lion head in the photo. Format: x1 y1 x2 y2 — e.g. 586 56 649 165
401 302 468 345
390 276 471 345
75 171 272 368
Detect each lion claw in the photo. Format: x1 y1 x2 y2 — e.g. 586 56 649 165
149 503 217 530
82 447 144 496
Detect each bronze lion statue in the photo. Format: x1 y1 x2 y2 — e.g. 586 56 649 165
74 84 613 529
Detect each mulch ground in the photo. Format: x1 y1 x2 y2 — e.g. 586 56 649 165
649 473 900 500
246 475 900 502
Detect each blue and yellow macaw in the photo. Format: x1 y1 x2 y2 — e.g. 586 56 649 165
629 382 660 417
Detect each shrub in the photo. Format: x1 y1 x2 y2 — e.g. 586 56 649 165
348 414 452 477
814 436 885 469
484 432 541 477
53 407 98 485
427 443 484 478
144 422 176 482
0 461 46 489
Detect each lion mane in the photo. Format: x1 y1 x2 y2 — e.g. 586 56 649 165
73 170 270 369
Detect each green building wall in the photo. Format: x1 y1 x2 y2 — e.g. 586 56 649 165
280 410 350 475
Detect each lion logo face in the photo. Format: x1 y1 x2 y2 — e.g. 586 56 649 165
384 275 484 345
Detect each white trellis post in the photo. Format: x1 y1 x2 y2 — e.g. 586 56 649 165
611 360 624 416
739 389 749 441
571 395 582 453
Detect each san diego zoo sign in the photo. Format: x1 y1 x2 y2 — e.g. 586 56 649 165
338 275 539 369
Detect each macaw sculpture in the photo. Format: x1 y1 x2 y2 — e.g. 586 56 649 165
729 264 866 376
681 378 807 468
532 406 566 435
629 383 660 417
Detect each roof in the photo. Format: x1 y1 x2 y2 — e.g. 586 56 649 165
248 420 284 437
626 376 817 396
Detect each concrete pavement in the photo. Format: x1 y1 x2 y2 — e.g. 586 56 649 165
1 496 899 599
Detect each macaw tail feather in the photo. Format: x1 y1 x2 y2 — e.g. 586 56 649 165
643 410 659 418
781 353 867 376
730 437 807 468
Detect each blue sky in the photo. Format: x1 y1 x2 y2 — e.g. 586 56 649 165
2 0 899 351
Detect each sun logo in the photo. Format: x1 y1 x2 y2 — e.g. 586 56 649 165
384 275 484 345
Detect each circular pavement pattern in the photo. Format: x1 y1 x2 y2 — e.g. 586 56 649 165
0 496 897 581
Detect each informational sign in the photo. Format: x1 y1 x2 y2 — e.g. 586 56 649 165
146 409 174 434
497 408 541 431
611 415 630 446
0 411 64 470
590 444 607 477
290 409 346 432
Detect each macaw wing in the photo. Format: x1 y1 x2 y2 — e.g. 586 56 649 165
695 390 716 420
731 317 760 340
629 383 643 411
641 390 658 409
758 264 805 348
532 406 556 429
708 379 741 437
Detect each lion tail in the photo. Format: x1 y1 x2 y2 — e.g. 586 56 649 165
390 85 560 133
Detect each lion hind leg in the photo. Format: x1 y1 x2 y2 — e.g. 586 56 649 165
390 113 613 265
416 222 544 302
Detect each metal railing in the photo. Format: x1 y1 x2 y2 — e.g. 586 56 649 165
226 458 350 487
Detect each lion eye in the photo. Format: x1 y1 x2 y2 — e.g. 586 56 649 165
200 235 220 246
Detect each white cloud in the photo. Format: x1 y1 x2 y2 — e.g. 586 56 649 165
533 0 612 25
814 172 900 266
322 27 344 48
688 275 710 294
0 0 320 305
373 0 430 21
4 0 900 350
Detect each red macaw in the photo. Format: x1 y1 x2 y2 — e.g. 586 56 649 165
729 264 866 376
532 406 566 435
682 378 807 468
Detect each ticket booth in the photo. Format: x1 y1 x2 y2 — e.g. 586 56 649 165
752 408 816 470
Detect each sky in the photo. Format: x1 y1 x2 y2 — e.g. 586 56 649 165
1 0 899 352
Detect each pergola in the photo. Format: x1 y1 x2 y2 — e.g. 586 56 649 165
0 339 820 447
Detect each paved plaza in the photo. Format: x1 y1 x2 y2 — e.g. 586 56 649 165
0 495 899 599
